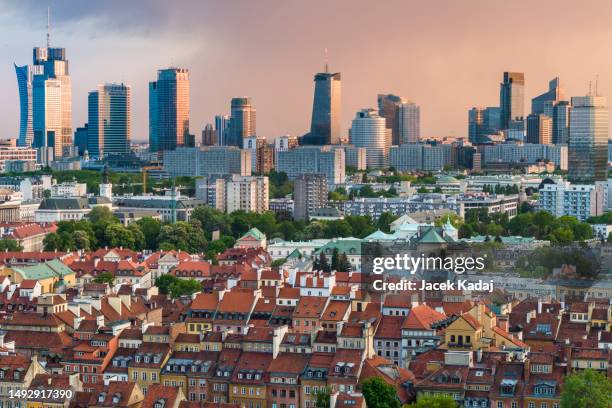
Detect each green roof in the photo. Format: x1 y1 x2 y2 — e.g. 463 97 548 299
241 227 265 241
13 259 75 280
287 248 302 260
364 230 395 241
416 227 447 244
315 238 362 256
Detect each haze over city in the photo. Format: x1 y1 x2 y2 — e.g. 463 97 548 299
1 0 612 141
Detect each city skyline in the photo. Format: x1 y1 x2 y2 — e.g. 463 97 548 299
2 1 612 143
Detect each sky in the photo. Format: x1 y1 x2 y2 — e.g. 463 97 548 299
1 0 612 142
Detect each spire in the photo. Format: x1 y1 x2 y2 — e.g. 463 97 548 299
46 6 51 48
324 48 329 73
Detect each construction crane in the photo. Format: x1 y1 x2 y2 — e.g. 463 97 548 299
141 166 162 194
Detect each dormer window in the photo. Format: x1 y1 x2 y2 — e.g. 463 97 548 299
98 392 107 403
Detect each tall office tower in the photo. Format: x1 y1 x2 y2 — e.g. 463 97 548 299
468 108 484 144
15 64 44 147
552 101 570 144
483 107 501 134
398 102 420 144
201 124 216 146
87 83 131 158
148 68 190 152
302 69 342 145
276 146 345 185
350 109 390 169
526 113 552 144
293 173 328 221
568 95 608 183
73 124 88 156
378 94 407 145
226 97 256 147
500 72 525 130
214 115 230 145
532 77 564 115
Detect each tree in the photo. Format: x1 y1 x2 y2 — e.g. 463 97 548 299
406 395 458 408
93 272 115 285
127 223 145 250
104 224 136 249
73 230 91 250
331 248 339 271
560 369 612 408
377 212 398 233
43 232 63 251
337 253 352 272
0 239 22 251
136 217 162 250
155 274 177 295
361 377 400 408
314 386 331 408
169 278 202 298
314 253 331 272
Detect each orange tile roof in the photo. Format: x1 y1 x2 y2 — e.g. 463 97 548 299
401 304 445 330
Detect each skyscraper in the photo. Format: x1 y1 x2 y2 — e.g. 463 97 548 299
500 72 525 130
302 69 341 145
214 115 230 146
531 77 564 115
87 83 131 157
469 107 501 144
552 100 570 145
568 95 608 183
398 102 420 144
377 94 407 145
526 113 552 144
149 68 190 152
14 64 43 148
202 124 216 146
293 173 328 221
350 109 390 169
227 97 256 147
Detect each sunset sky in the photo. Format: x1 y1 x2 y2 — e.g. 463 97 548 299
1 0 611 142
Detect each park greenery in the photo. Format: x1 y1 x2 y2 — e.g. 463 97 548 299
406 396 458 408
361 377 401 408
560 369 612 408
154 274 202 298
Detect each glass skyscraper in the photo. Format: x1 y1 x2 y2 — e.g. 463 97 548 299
500 72 525 130
350 109 390 169
377 94 407 145
227 98 256 147
568 95 608 183
87 83 131 157
302 70 341 145
149 68 190 152
398 101 420 144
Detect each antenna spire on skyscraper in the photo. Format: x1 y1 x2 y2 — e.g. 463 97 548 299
324 48 329 73
46 6 51 47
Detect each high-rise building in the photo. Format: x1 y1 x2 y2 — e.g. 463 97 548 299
398 102 420 144
350 109 390 169
552 100 570 145
25 44 73 159
276 146 345 185
214 115 230 146
163 146 251 178
302 70 341 145
481 143 567 170
568 95 608 183
539 180 605 221
531 77 564 115
468 107 501 144
211 175 269 214
377 94 407 145
87 83 131 157
293 173 328 221
201 123 216 146
526 113 552 145
257 144 275 174
389 144 454 171
500 72 525 130
227 97 256 147
149 68 190 152
73 124 88 156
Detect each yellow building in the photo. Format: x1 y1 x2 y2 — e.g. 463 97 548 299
127 343 171 395
2 259 76 293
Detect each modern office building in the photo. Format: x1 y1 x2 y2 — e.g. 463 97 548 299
481 143 567 170
568 95 608 183
398 101 420 144
302 69 341 145
163 146 251 178
276 146 345 185
293 174 328 221
526 113 552 145
531 77 564 115
377 94 407 145
389 144 454 171
500 72 525 130
227 97 256 147
201 123 216 146
274 135 298 163
330 145 366 170
552 100 571 145
73 125 88 156
539 180 606 221
14 64 43 148
87 83 131 157
468 107 501 144
214 115 230 146
149 68 190 152
349 109 390 169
